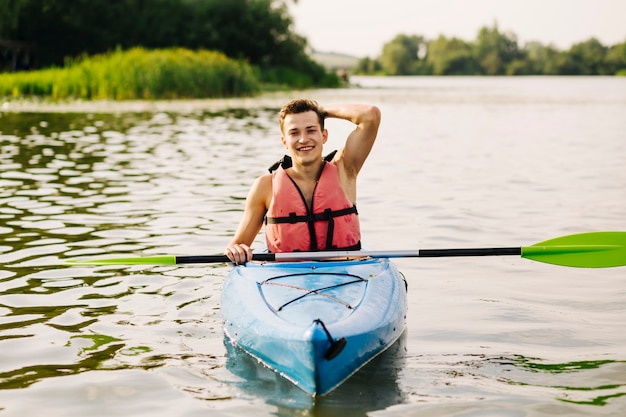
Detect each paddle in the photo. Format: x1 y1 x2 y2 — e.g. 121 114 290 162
65 231 625 268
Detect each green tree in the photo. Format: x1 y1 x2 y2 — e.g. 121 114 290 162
604 40 626 74
182 0 304 68
474 24 521 75
565 38 608 75
518 42 559 75
379 34 426 75
426 35 479 75
354 57 382 74
505 59 531 75
0 0 21 38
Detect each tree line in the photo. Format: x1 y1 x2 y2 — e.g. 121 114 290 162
0 0 336 86
355 25 626 76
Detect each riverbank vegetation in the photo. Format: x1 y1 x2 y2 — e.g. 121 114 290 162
355 25 626 76
0 0 339 99
0 48 262 100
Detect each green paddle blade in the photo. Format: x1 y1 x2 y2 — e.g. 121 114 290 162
521 231 626 268
65 255 178 266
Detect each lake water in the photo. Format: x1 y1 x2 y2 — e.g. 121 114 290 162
0 76 625 416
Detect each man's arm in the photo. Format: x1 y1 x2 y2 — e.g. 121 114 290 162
224 174 271 264
323 104 381 178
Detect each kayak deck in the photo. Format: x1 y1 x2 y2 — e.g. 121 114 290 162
221 257 407 396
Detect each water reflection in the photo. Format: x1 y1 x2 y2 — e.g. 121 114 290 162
1 108 277 270
224 333 407 416
1 108 272 399
509 355 626 406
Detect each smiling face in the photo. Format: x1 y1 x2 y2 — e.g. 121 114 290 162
281 110 328 166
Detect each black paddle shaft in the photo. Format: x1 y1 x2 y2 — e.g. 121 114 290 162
175 249 521 264
418 247 521 257
175 253 277 263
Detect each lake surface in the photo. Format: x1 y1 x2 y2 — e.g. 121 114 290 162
1 76 625 416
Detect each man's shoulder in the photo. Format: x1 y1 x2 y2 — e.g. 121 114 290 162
247 173 273 209
254 173 273 187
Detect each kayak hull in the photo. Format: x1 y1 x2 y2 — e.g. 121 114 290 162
221 257 407 396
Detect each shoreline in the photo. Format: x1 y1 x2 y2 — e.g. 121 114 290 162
0 89 358 114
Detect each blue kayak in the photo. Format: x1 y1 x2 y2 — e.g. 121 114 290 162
221 257 407 396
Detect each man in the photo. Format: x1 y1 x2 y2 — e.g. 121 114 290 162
225 99 381 264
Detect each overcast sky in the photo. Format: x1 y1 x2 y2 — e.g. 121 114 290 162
288 0 626 57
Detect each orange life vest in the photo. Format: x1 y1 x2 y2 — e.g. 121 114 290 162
265 159 361 253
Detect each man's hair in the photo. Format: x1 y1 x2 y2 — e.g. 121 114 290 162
279 99 326 132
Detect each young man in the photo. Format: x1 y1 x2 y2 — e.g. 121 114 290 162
224 99 381 264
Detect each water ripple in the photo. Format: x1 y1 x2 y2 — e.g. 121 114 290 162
1 79 626 416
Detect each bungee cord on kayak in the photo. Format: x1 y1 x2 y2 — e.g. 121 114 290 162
261 272 367 311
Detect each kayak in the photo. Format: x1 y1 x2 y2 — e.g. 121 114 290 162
221 256 407 396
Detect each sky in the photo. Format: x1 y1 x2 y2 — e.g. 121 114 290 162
288 0 626 57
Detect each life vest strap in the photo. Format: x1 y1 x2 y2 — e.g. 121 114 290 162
268 150 338 173
265 205 358 225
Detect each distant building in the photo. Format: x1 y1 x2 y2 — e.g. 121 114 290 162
311 50 360 72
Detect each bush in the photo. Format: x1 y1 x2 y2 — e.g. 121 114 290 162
0 47 260 100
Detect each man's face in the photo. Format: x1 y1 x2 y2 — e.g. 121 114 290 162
281 111 328 164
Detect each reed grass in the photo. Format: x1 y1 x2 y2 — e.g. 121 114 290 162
0 47 260 100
